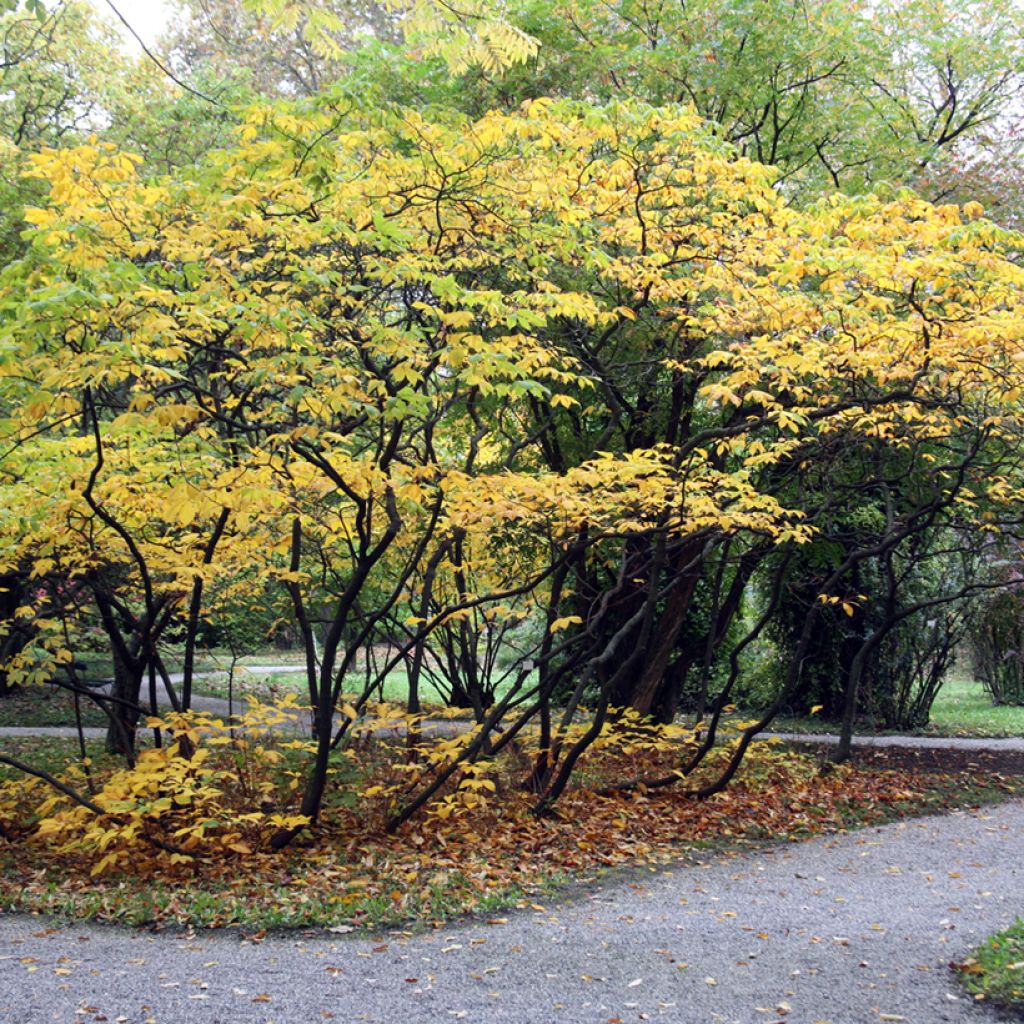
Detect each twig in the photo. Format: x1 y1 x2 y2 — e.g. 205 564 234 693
103 0 224 107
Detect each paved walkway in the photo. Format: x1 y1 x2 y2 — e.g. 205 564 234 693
2 800 1023 1023
6 714 1024 754
9 667 1023 751
772 732 1024 752
0 692 271 741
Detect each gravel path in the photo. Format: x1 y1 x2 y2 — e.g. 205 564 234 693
6 718 1024 754
8 669 1024 754
773 732 1024 752
2 801 1023 1024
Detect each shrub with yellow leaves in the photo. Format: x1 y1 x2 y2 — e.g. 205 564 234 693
12 702 314 876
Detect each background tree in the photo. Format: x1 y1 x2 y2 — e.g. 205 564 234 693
162 0 399 99
0 1 131 262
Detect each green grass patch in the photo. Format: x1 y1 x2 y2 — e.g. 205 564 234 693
9 655 1024 741
73 647 310 680
188 665 413 703
925 675 1024 738
0 687 110 729
5 644 529 722
751 675 1024 740
0 666 499 728
958 918 1024 1010
0 736 126 781
192 664 526 712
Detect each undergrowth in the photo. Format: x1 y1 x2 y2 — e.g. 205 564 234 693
1 700 1020 932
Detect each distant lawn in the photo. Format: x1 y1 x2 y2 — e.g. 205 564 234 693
48 649 432 705
0 735 118 784
7 649 1021 740
193 664 526 710
74 647 308 681
0 660 528 729
925 675 1024 737
72 647 514 707
763 674 1024 740
0 687 110 729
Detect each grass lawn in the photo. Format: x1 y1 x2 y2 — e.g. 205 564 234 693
73 647 308 682
73 646 521 707
763 674 1024 740
0 735 113 781
191 662 527 710
957 919 1024 1010
0 661 524 728
5 645 1023 738
189 665 424 704
924 675 1024 737
0 687 110 729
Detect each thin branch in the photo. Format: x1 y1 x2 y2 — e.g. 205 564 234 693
103 0 224 107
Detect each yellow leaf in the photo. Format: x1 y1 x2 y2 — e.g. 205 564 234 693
549 615 583 633
549 394 579 409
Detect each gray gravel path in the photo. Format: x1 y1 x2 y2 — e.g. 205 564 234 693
0 695 269 741
773 733 1024 752
2 801 1023 1024
0 727 107 739
6 722 1024 753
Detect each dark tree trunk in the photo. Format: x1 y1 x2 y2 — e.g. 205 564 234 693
104 648 143 756
0 572 31 698
626 543 705 719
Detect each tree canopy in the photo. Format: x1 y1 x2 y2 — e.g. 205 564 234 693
1 0 1024 865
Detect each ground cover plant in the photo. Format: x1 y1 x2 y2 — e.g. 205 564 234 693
2 706 1018 931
